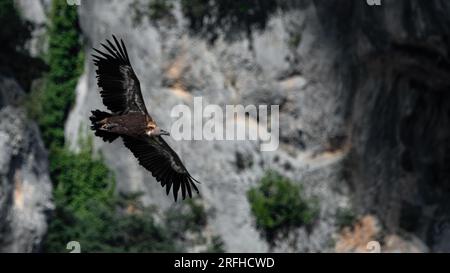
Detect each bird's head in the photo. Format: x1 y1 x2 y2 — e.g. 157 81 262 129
146 122 170 137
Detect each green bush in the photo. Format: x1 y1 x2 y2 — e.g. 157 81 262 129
165 199 225 253
288 32 301 49
148 0 173 21
205 236 225 253
45 178 181 252
335 207 357 230
45 182 223 252
247 170 319 244
43 138 118 252
50 140 114 215
130 0 174 26
180 0 280 43
37 0 83 150
166 199 207 232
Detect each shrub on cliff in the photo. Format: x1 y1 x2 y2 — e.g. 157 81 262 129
181 0 280 42
37 0 83 150
247 170 319 245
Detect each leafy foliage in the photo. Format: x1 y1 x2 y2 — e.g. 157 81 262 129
35 0 84 150
247 170 319 244
335 207 357 230
165 199 225 253
288 32 301 49
130 0 174 26
44 138 117 252
205 235 226 253
50 139 114 216
148 0 174 21
180 0 282 43
45 182 223 252
45 163 181 253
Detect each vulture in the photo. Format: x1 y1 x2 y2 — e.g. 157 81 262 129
89 35 199 201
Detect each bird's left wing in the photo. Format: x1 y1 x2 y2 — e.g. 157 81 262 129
92 35 149 115
122 136 200 201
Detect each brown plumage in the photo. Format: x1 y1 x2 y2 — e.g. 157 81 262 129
90 35 199 201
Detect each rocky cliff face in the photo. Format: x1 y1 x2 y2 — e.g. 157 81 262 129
312 0 450 252
15 0 51 57
66 0 351 252
64 0 349 252
0 0 53 253
0 76 53 252
65 0 450 252
3 0 448 252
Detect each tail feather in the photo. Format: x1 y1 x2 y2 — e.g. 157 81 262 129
90 110 119 143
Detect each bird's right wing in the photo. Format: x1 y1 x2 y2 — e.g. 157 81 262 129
92 35 149 115
122 136 200 201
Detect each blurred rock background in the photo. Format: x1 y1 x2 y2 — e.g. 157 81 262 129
0 0 449 252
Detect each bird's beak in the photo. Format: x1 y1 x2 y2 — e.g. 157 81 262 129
160 129 170 136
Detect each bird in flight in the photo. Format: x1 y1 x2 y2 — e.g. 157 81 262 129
90 35 199 201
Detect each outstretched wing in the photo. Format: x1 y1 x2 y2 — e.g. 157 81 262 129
92 35 148 115
122 136 200 201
